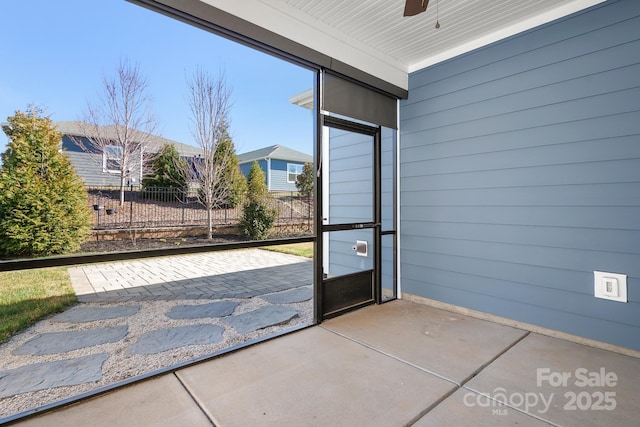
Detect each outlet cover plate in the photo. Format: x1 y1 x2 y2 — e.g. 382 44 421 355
594 271 627 302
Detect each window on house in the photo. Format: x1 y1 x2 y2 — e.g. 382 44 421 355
188 156 203 180
103 144 122 174
287 163 303 183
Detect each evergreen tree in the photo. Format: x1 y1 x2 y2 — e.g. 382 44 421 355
142 143 187 201
295 162 314 197
142 144 187 189
213 129 246 208
240 161 277 239
0 109 91 256
246 161 268 201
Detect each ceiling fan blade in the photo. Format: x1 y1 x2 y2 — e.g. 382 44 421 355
403 0 429 17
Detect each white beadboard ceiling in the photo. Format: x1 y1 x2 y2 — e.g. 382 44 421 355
202 0 606 89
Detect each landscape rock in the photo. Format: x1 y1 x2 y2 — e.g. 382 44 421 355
0 354 109 398
224 305 299 334
13 327 128 356
262 287 313 304
166 301 239 320
52 305 140 323
126 324 225 355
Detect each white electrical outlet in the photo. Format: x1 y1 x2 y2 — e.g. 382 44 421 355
602 277 618 297
594 271 627 302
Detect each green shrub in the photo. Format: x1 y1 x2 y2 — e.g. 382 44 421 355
214 136 247 208
295 162 314 197
141 143 187 201
246 160 268 202
240 161 276 239
240 200 277 240
0 109 91 257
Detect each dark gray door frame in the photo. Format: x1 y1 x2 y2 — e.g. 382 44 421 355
314 114 382 321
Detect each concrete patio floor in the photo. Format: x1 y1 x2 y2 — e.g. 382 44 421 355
10 299 640 426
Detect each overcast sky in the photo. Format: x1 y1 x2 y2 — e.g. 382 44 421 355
0 0 314 158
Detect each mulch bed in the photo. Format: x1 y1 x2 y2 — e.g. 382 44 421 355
78 234 250 254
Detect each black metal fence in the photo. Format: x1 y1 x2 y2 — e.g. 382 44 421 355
86 187 313 233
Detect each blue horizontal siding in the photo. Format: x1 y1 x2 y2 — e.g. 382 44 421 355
240 159 304 191
269 168 295 191
65 151 122 187
402 220 640 255
328 127 373 224
270 159 303 191
401 235 640 280
381 128 396 231
327 229 373 276
239 160 268 187
400 206 640 230
381 234 396 293
270 159 288 191
400 0 640 350
406 0 639 90
327 128 374 276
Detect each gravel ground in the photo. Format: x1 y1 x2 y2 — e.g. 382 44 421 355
0 295 313 419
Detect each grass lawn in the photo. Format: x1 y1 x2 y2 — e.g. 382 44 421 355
0 267 77 344
263 242 313 258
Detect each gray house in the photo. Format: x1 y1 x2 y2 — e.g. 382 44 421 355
111 0 640 353
238 144 312 192
55 121 202 187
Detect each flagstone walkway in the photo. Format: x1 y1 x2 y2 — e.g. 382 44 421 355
0 249 314 419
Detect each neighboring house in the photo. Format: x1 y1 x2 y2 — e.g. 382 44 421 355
237 144 312 192
55 121 202 187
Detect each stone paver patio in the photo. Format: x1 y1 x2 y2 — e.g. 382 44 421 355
67 249 313 302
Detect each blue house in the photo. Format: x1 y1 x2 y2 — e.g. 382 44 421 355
238 145 312 192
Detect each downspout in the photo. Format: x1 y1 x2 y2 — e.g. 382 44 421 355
266 157 271 191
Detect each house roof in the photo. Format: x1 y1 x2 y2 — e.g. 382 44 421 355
237 144 312 164
289 89 313 110
139 0 606 93
55 121 203 157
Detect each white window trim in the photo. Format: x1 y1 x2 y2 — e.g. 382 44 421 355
287 162 303 183
103 144 123 174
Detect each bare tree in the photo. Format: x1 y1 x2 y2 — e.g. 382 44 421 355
74 59 158 206
182 67 234 239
